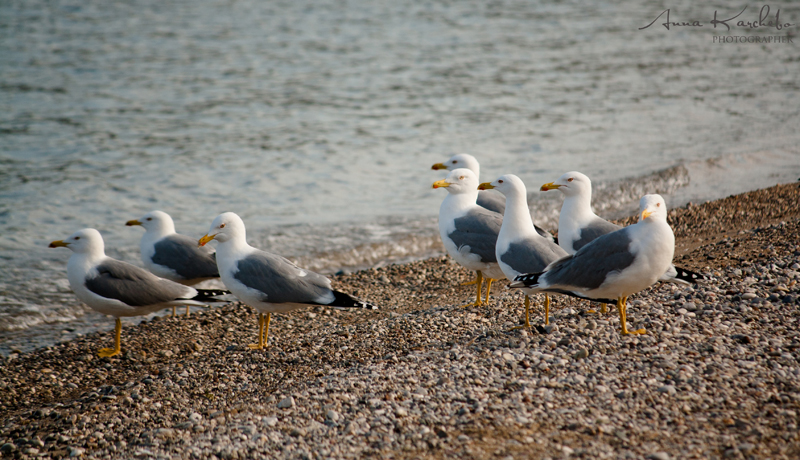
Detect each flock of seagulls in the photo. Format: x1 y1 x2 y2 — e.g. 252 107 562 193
50 213 376 356
431 154 705 335
49 153 703 357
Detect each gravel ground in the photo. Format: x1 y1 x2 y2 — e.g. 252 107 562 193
1 183 799 460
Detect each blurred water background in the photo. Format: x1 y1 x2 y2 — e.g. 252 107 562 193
1 0 798 354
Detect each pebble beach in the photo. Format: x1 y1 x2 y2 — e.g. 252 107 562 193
1 182 800 460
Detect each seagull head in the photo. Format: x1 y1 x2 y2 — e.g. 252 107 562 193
49 228 105 255
541 171 591 198
431 153 480 176
479 174 526 197
126 210 175 235
639 194 668 222
199 212 246 246
432 168 480 195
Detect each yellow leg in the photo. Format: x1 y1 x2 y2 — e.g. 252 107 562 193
483 278 495 305
587 301 607 314
99 318 122 358
263 312 271 347
249 313 265 350
172 306 176 317
185 305 190 316
463 271 484 307
544 294 550 326
460 275 478 286
509 295 533 331
618 296 645 335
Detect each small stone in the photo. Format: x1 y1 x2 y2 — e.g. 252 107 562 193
69 447 85 457
290 427 306 437
325 410 340 422
154 428 176 440
0 444 15 454
573 349 589 359
543 324 558 334
657 385 677 395
263 416 279 427
647 453 670 460
189 412 203 423
741 293 757 300
395 407 408 417
277 396 295 409
738 443 755 454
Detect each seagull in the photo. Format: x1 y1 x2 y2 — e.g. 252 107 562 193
127 210 221 316
49 228 226 357
433 168 505 307
511 194 675 335
541 171 706 312
431 153 554 242
479 174 568 329
198 212 377 350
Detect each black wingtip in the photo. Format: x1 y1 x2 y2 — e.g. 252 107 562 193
192 288 230 302
673 266 711 284
511 272 542 288
329 290 379 310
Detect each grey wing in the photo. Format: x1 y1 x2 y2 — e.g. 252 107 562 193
572 217 622 252
86 259 191 306
544 228 636 290
448 209 503 263
152 234 219 280
500 239 567 275
476 190 506 214
233 252 333 304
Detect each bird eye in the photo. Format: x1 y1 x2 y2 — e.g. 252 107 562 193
656 203 661 207
220 223 226 229
75 236 80 240
453 160 458 164
146 217 152 221
567 178 574 182
498 180 504 184
459 176 465 180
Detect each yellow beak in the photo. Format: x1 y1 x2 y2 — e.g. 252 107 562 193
641 210 653 221
540 182 561 191
432 179 450 189
126 219 142 226
198 234 215 247
49 240 69 248
431 162 447 170
478 182 494 190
